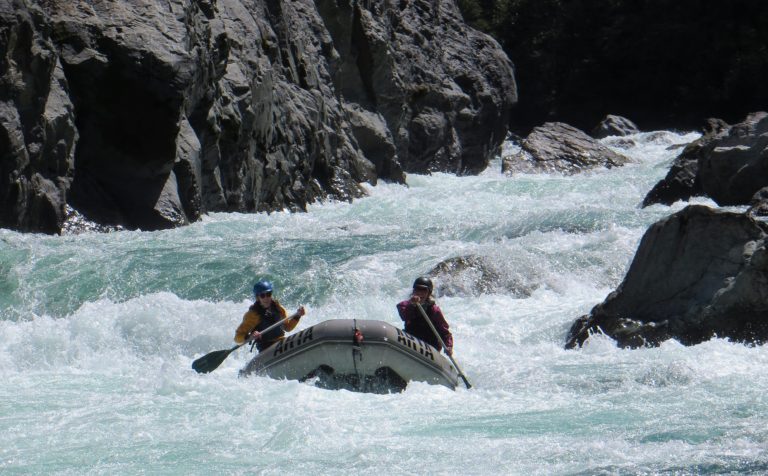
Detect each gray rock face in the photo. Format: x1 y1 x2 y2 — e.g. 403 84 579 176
591 114 640 139
0 1 77 234
1 0 517 233
699 112 768 206
643 112 768 208
502 122 630 175
566 205 768 349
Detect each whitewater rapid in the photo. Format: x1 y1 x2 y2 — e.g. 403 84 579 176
2 131 767 475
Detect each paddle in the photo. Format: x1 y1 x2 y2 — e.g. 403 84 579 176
192 315 293 374
415 302 472 389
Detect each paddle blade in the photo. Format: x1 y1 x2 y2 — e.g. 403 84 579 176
192 346 238 374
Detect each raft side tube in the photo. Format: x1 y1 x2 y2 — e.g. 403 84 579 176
239 319 459 391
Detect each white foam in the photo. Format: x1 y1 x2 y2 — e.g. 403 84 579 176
3 130 767 473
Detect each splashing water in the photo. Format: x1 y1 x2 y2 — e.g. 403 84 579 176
2 131 767 474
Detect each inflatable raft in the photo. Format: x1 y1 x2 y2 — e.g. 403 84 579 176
239 319 459 393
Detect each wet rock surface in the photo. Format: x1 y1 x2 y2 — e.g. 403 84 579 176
1 0 516 233
502 122 630 175
566 205 768 349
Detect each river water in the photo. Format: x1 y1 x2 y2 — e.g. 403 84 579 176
2 131 767 475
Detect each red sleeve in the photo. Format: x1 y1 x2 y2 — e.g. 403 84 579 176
396 300 410 322
431 304 453 349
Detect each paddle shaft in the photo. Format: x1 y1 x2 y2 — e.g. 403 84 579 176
415 302 472 389
234 313 297 352
192 314 296 373
245 313 297 345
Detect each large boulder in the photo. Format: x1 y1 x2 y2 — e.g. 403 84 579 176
698 112 768 205
643 112 768 207
0 0 517 233
591 114 639 139
566 205 768 349
502 122 630 175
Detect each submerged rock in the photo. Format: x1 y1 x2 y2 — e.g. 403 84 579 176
566 205 768 349
427 255 536 298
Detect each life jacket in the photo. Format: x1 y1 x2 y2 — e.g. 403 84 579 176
404 301 442 351
249 300 286 351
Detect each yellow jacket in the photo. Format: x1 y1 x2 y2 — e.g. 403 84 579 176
234 299 300 345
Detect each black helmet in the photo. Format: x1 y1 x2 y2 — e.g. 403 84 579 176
412 276 433 293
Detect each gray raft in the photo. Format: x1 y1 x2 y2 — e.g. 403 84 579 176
239 319 459 393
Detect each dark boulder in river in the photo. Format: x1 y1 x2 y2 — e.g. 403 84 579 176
502 122 630 175
0 0 516 234
643 112 768 208
566 205 768 349
591 114 640 139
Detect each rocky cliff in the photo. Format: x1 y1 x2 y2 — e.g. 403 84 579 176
0 0 517 233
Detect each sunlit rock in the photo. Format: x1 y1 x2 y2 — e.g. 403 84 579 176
502 122 630 175
2 0 516 233
566 205 768 349
643 112 768 207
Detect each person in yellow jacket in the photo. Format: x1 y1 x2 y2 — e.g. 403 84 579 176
234 280 306 352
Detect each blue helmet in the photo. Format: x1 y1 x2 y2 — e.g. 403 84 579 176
253 280 274 296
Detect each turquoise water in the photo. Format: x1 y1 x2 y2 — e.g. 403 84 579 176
2 131 768 475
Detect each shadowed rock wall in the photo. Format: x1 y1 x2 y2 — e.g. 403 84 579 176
0 0 516 233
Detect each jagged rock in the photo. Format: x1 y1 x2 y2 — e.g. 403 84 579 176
591 114 640 139
702 117 730 136
174 117 203 222
643 112 768 207
61 204 123 234
566 205 768 349
502 122 630 175
0 1 77 234
1 0 517 233
641 149 703 208
642 118 731 208
343 103 403 183
747 187 768 217
699 112 768 205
